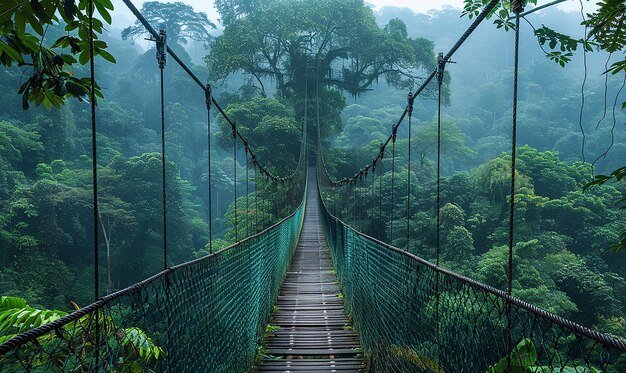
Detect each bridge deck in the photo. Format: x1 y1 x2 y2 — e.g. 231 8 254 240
255 173 366 372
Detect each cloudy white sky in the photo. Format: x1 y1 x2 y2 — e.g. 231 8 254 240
109 0 590 29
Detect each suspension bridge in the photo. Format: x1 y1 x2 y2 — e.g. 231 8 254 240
1 0 626 372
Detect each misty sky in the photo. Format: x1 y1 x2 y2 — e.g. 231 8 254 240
109 0 593 30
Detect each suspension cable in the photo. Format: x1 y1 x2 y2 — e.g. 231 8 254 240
435 50 446 371
87 0 99 367
156 29 167 270
254 163 259 233
508 1 523 370
233 122 238 242
371 161 376 234
206 84 213 254
379 144 383 240
245 141 250 237
406 91 413 251
390 124 397 242
121 0 303 190
317 0 501 191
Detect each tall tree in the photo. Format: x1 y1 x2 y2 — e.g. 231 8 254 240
121 2 216 47
209 0 435 98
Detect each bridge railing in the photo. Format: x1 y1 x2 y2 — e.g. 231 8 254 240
318 170 625 373
0 177 306 373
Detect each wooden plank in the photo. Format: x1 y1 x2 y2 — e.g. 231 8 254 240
255 173 366 372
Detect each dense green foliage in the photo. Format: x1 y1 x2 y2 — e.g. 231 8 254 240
0 296 165 371
0 0 116 109
121 2 216 46
0 0 624 356
321 3 626 339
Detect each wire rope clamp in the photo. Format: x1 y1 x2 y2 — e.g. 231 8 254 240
379 142 385 159
232 121 237 139
436 52 446 86
511 0 524 15
149 29 167 69
205 83 212 110
407 91 414 116
391 123 398 143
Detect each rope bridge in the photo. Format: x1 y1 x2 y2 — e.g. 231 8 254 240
0 199 304 371
1 0 626 372
315 0 626 372
318 175 626 371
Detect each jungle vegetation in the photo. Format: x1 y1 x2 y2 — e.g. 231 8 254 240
0 0 624 349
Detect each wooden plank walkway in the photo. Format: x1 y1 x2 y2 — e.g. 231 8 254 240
255 172 366 372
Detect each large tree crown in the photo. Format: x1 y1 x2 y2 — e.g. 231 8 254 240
121 1 216 46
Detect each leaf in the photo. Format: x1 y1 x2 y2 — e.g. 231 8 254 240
487 338 537 373
24 8 45 35
78 49 90 65
0 42 25 64
29 0 47 20
94 0 112 24
62 0 77 21
98 0 114 11
97 48 116 63
0 334 16 344
13 12 26 37
0 296 28 310
0 305 67 335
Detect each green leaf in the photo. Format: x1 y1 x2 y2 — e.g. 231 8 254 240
94 0 112 24
98 48 116 63
487 338 537 373
0 296 28 310
13 12 26 36
78 49 90 65
0 42 25 64
62 0 77 21
98 0 114 11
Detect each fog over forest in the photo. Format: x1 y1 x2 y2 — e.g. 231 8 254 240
0 0 624 371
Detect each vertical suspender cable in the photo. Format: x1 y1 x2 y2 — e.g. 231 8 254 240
157 29 167 270
371 163 375 234
206 84 213 254
155 29 171 372
233 122 238 242
406 92 413 250
254 164 259 233
304 64 308 168
245 143 249 237
352 182 356 226
508 1 523 370
390 125 397 243
87 0 99 367
274 181 278 221
379 145 384 240
435 51 445 370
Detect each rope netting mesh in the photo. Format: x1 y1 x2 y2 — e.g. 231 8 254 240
0 187 305 372
318 167 625 373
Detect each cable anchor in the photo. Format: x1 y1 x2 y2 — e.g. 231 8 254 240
147 29 167 69
511 0 524 14
205 83 212 110
436 52 456 87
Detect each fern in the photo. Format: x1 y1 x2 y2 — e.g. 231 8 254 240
0 296 67 336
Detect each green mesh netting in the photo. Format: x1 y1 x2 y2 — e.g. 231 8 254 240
319 188 626 373
0 193 305 373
